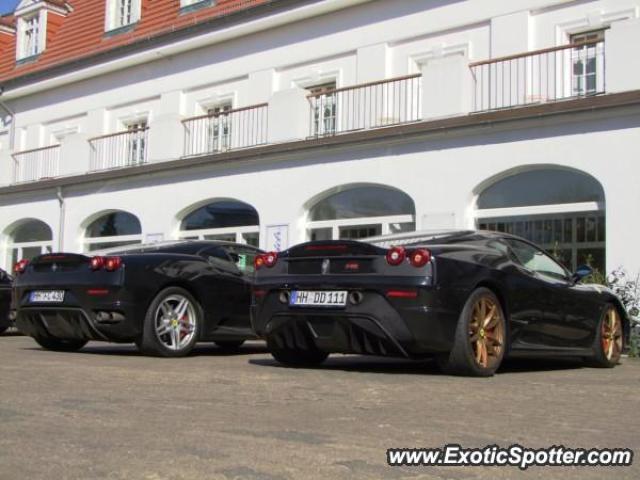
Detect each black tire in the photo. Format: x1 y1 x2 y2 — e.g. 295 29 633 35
33 335 88 352
266 336 328 367
585 304 623 368
138 287 202 357
438 287 507 377
214 340 245 350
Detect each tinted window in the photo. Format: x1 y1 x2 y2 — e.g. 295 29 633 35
478 169 604 209
506 239 568 280
86 211 141 238
11 220 52 242
310 187 415 221
181 201 259 230
223 246 259 275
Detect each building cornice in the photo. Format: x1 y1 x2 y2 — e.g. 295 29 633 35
1 90 639 197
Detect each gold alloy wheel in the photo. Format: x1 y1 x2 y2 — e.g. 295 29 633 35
601 307 623 363
469 296 504 369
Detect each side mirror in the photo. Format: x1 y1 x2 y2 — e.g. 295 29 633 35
572 265 593 283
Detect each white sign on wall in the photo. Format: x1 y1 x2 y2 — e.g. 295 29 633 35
145 233 164 243
265 224 289 252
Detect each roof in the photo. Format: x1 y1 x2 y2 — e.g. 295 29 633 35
0 0 273 85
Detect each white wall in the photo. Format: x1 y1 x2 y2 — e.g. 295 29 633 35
5 0 639 164
1 0 640 275
2 111 638 273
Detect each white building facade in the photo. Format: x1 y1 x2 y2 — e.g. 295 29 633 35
1 0 640 276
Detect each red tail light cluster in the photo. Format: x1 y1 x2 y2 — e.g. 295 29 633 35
386 246 406 266
90 256 123 272
13 259 29 274
254 252 278 270
386 246 432 268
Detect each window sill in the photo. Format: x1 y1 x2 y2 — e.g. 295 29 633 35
16 53 42 66
180 0 214 15
104 22 138 38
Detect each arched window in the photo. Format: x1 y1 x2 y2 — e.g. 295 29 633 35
6 219 53 268
476 168 606 272
178 200 260 247
307 186 416 240
84 211 142 252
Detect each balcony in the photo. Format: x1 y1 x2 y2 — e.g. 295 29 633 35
12 145 61 183
89 127 149 172
470 40 605 112
182 103 268 157
308 74 422 137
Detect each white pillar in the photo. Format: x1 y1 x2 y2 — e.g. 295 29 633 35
356 43 389 83
59 133 91 176
247 69 276 105
147 90 184 163
421 52 473 120
606 18 640 94
267 88 311 144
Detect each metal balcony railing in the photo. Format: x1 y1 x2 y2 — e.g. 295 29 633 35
12 145 61 183
182 103 268 157
308 74 422 137
470 41 605 112
89 127 149 172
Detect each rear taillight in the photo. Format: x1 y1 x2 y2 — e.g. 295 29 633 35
90 256 122 272
255 252 278 270
90 256 104 271
409 248 432 268
104 257 122 272
13 259 29 274
386 246 406 266
263 252 278 268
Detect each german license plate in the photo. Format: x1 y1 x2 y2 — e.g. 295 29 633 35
290 290 347 307
30 290 65 303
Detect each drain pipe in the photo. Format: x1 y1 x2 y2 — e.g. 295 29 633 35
56 187 65 251
0 88 16 184
0 87 15 151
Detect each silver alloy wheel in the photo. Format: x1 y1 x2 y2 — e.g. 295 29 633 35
154 294 197 351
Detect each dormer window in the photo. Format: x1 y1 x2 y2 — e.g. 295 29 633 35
105 0 141 32
13 0 71 61
21 14 40 57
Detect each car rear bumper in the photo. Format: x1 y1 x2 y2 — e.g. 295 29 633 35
252 286 461 357
14 285 143 342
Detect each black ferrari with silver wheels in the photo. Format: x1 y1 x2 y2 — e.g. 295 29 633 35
13 241 261 356
139 287 201 357
253 230 630 377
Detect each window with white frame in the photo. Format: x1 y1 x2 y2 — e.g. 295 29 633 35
307 186 416 241
6 220 53 270
570 29 606 97
18 13 43 59
476 168 606 272
180 0 211 9
178 200 260 247
124 120 148 165
207 103 232 152
307 82 337 136
105 0 141 31
84 211 142 252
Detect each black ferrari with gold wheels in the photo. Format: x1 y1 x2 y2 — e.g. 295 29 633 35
251 230 629 377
